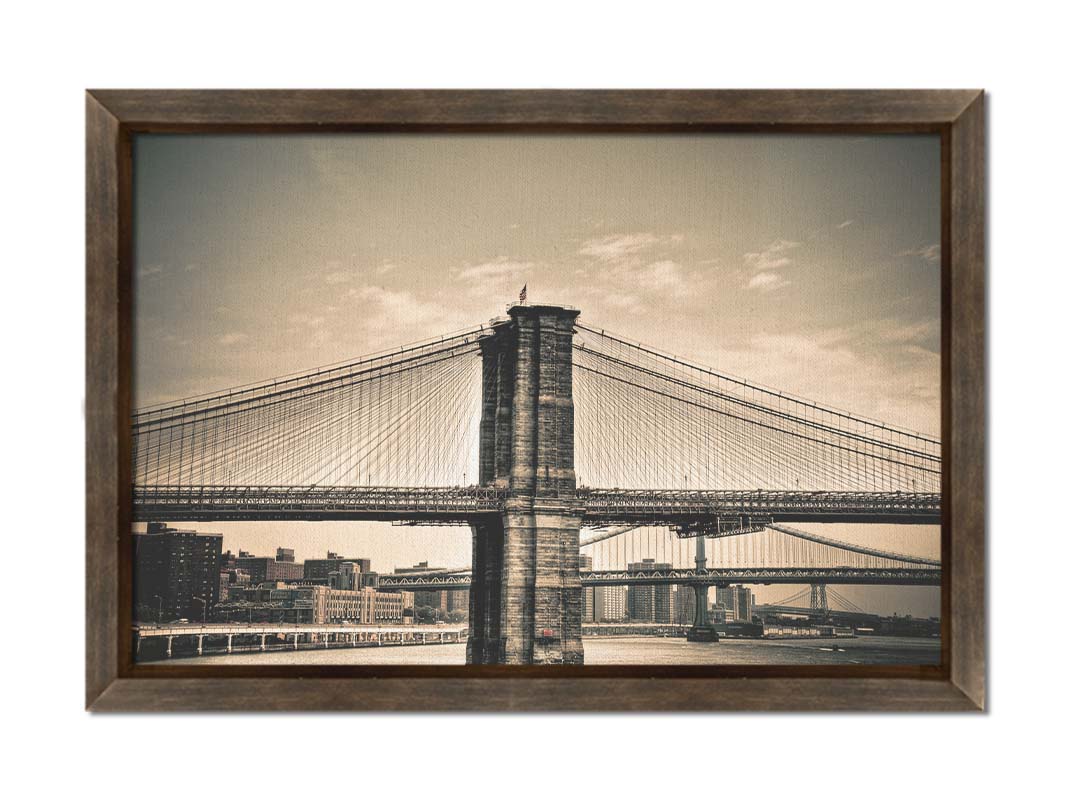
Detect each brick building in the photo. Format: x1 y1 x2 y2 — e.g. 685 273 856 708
133 523 223 622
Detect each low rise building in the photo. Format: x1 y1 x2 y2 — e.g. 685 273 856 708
234 550 304 584
304 552 372 585
218 567 251 602
215 583 412 624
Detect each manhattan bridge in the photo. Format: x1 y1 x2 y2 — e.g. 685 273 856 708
131 303 941 664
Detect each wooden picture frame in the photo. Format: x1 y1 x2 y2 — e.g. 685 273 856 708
86 89 985 711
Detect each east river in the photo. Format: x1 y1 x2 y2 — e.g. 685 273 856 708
185 635 939 666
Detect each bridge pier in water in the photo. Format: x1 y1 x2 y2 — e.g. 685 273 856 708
686 533 720 642
468 304 584 665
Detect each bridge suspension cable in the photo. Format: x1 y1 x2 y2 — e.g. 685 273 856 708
765 523 940 567
572 323 940 495
133 327 487 489
579 524 939 573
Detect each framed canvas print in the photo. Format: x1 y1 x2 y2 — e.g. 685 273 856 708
86 89 985 711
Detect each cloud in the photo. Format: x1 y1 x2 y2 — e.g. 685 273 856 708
454 257 533 283
880 319 939 345
184 263 200 272
578 233 667 262
137 264 164 278
452 257 536 297
742 239 801 272
836 219 855 229
324 271 354 284
741 239 802 293
637 260 688 295
346 285 466 335
710 330 940 435
746 272 791 293
377 261 397 275
218 332 249 346
574 235 695 304
899 243 941 264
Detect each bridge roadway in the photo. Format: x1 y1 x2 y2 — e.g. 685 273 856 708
376 566 940 591
133 622 468 657
134 622 467 638
755 604 881 621
133 485 941 525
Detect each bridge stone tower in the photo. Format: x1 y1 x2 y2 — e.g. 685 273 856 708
467 304 584 665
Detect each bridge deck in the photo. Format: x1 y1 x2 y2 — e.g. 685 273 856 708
133 622 467 638
376 566 940 591
133 485 941 525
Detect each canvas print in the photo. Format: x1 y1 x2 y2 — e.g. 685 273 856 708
130 133 941 666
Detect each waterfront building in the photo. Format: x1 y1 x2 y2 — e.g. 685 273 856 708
361 571 380 589
738 587 756 622
673 585 695 625
593 585 627 622
710 602 727 625
218 567 250 602
627 560 673 622
215 583 411 624
320 586 408 624
396 561 453 614
304 552 372 585
234 549 305 584
715 585 756 623
579 554 595 622
133 522 223 622
327 561 360 591
716 584 735 613
447 590 469 614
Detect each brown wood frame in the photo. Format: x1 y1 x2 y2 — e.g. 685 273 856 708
86 90 985 711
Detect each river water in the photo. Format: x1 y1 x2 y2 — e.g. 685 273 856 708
187 635 939 666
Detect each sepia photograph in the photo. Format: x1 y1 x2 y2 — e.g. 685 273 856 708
128 130 944 667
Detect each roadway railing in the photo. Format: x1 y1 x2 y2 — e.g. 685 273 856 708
376 566 940 590
133 485 507 522
132 485 941 525
578 489 941 525
578 566 941 586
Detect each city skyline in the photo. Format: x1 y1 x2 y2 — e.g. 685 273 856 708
130 523 940 618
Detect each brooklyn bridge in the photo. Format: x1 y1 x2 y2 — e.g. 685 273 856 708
131 303 941 664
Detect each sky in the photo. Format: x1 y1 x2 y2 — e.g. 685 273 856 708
133 133 941 617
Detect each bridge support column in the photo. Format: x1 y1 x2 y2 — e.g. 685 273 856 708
467 518 504 662
165 636 173 657
467 304 584 665
196 634 204 655
497 504 584 664
259 634 266 651
227 634 233 653
687 535 719 643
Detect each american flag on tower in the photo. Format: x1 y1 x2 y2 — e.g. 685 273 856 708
519 283 527 304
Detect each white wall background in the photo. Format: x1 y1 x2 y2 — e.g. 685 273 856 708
2 1 1062 795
